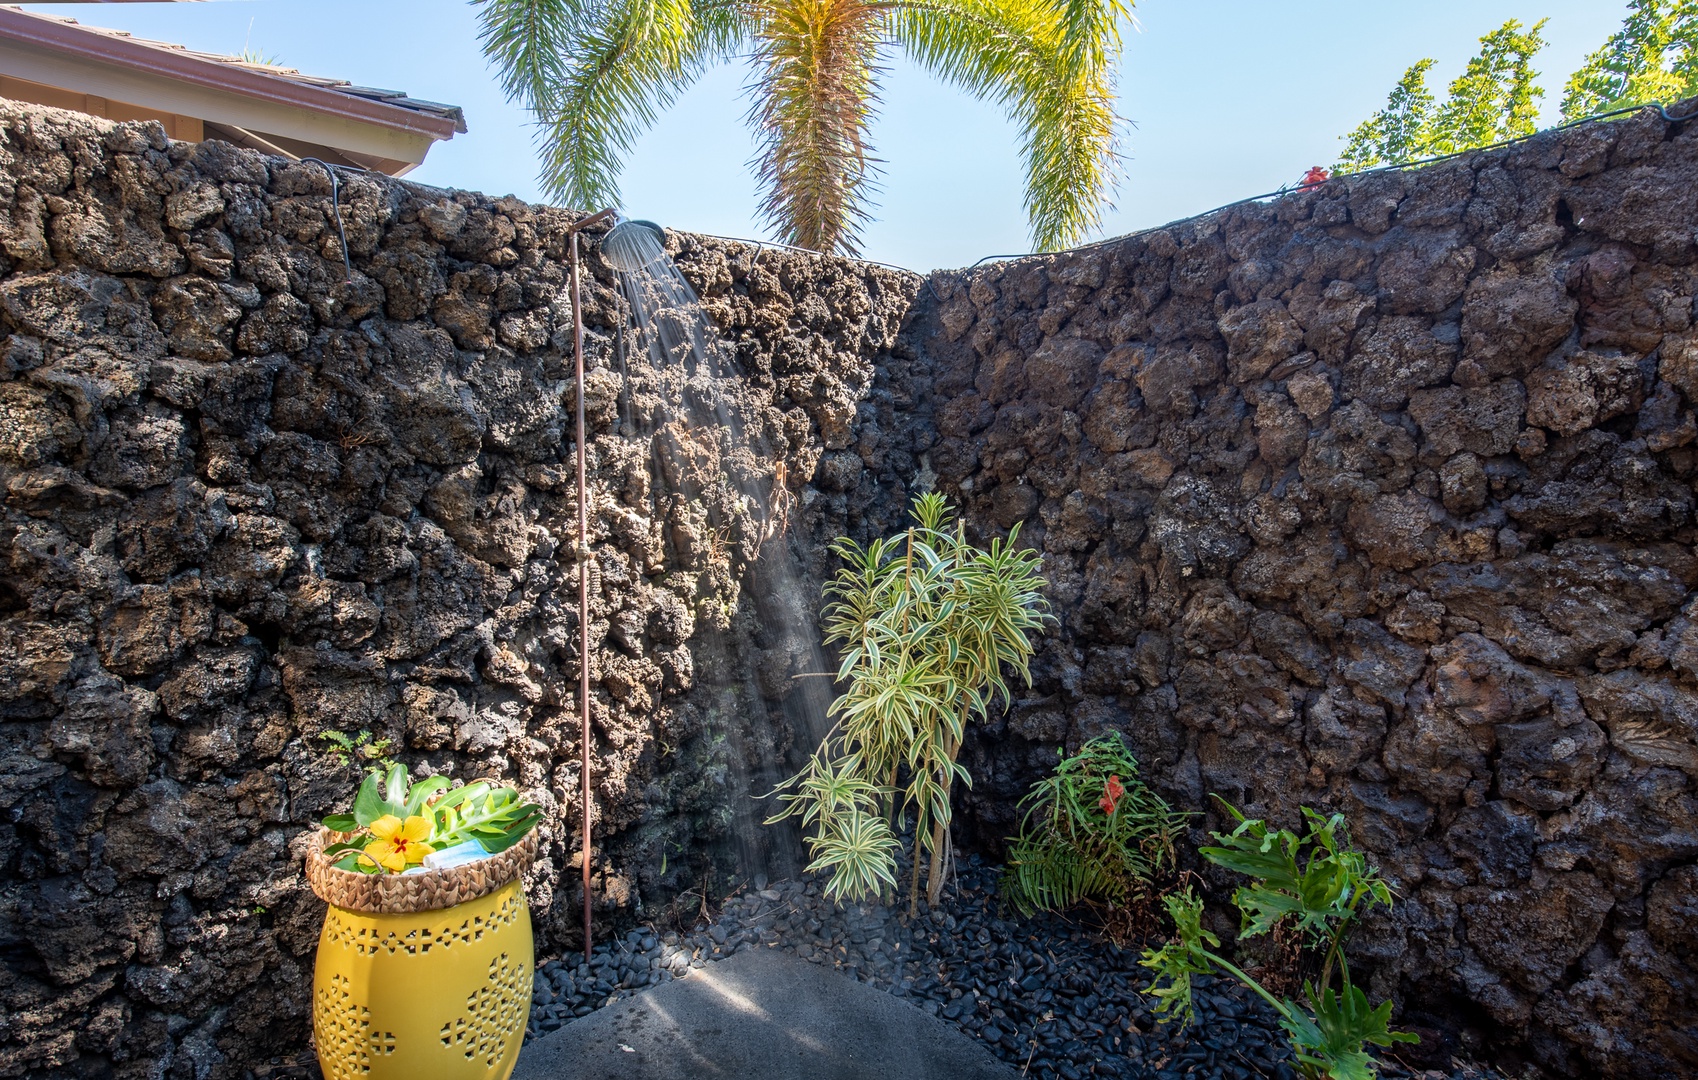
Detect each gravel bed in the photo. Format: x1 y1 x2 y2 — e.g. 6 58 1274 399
527 856 1503 1080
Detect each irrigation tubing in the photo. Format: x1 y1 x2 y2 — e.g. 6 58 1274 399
668 100 1694 289
300 157 353 284
960 98 1698 271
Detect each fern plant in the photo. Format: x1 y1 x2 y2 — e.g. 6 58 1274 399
768 493 1050 908
1139 800 1417 1080
318 729 397 773
1001 735 1186 917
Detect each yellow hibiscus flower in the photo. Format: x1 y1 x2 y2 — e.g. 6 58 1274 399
363 814 435 873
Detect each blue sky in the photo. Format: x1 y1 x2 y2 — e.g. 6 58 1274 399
24 1 1633 269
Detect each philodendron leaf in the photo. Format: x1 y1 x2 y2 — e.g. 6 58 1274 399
352 771 387 828
404 775 450 816
1138 889 1219 1027
1284 981 1418 1080
383 763 408 810
1233 881 1311 939
321 814 358 832
478 806 542 852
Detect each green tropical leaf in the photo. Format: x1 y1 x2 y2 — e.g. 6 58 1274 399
352 771 393 828
404 775 451 816
1138 889 1218 1027
1284 982 1419 1080
382 763 408 810
1199 799 1392 949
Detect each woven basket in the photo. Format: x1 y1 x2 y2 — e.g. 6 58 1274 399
304 826 540 915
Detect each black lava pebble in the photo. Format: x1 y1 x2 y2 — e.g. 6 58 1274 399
527 856 1502 1080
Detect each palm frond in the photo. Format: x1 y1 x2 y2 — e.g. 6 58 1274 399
475 0 576 112
890 0 1128 250
480 0 747 209
482 0 1126 251
747 0 891 253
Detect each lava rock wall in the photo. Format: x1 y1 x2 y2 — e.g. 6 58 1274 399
914 108 1698 1077
4 90 1697 1080
0 101 915 1078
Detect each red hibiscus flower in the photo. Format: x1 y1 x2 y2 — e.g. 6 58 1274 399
1299 166 1330 191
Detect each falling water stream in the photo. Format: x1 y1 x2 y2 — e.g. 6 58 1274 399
596 223 837 893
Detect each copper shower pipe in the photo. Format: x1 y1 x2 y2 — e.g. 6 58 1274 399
566 207 616 963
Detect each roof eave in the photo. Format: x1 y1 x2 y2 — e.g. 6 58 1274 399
0 7 461 141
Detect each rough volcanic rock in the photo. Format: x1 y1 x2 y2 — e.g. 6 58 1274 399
0 101 916 1079
5 93 1698 1080
906 102 1698 1080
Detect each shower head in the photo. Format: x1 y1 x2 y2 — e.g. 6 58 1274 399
600 219 667 273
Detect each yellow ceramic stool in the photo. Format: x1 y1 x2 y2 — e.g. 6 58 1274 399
313 877 533 1080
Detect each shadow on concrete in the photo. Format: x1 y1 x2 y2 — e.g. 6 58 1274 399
513 947 1020 1080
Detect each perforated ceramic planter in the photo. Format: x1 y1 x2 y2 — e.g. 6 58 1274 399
306 829 538 1080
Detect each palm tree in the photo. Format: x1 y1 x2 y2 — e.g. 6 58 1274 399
475 0 1129 256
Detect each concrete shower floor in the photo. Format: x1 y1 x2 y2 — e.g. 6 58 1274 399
512 946 1020 1080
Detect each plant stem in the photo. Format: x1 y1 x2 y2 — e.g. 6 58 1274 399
903 524 919 917
1317 917 1352 995
925 724 963 906
926 813 948 906
1196 947 1297 1027
909 817 924 916
903 528 914 619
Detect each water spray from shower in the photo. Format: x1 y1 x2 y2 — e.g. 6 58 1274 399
566 209 836 962
598 219 667 273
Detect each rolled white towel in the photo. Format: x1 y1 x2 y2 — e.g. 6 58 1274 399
422 839 492 871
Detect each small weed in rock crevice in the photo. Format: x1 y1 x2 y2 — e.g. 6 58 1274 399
317 729 397 773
